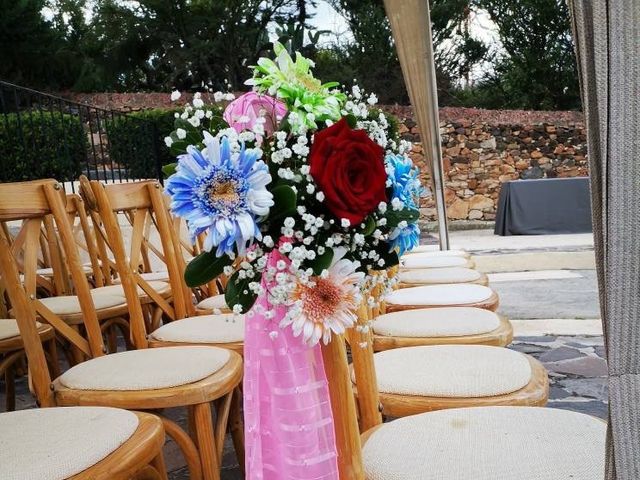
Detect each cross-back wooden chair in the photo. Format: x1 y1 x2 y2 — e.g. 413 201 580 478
87 178 243 354
0 179 242 480
323 299 606 480
77 181 242 476
87 178 246 470
382 283 500 312
0 183 168 480
78 177 174 330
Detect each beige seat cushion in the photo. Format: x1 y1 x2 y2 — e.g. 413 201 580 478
197 294 231 312
0 406 139 480
368 345 532 397
0 319 44 341
59 346 230 391
401 255 470 269
385 284 493 307
363 406 605 480
151 314 244 344
373 307 501 338
92 280 171 298
398 267 482 285
36 265 93 276
38 293 125 315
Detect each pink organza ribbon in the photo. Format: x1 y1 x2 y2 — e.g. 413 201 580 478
244 250 339 479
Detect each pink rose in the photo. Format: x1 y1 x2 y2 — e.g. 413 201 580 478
223 92 287 138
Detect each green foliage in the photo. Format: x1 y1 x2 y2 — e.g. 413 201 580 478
184 250 233 288
0 111 86 182
225 270 260 314
106 106 224 179
106 108 176 179
470 0 580 110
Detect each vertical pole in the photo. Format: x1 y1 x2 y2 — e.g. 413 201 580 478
384 0 450 250
321 335 365 480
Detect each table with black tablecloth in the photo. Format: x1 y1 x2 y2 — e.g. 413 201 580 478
494 177 592 236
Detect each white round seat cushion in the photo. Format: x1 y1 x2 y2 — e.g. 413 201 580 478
197 294 231 312
398 267 482 285
38 293 125 315
401 255 469 269
363 406 605 480
373 307 501 338
369 345 532 397
386 284 493 307
0 406 139 480
151 314 245 344
59 346 230 391
93 281 171 298
0 319 44 341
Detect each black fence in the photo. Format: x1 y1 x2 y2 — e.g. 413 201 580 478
0 81 164 192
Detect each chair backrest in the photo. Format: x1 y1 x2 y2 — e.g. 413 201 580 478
0 231 55 407
0 179 112 402
84 179 191 348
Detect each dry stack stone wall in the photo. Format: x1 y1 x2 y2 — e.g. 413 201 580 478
388 107 587 222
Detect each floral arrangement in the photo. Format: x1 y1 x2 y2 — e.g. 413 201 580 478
164 42 424 346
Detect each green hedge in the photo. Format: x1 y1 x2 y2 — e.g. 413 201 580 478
0 112 87 183
106 107 225 179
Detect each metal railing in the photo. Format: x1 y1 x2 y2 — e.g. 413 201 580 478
0 81 164 192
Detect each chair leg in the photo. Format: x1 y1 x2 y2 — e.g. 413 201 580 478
191 402 221 480
150 452 169 480
161 416 203 480
4 365 15 411
46 338 61 378
229 386 245 474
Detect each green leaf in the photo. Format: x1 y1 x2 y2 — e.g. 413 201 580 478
345 114 358 128
162 163 177 178
269 184 297 221
170 140 189 156
362 215 376 236
305 247 334 275
225 271 260 313
184 251 233 288
371 241 400 271
385 208 420 228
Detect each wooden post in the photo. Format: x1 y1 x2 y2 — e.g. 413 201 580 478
321 335 365 480
345 303 383 432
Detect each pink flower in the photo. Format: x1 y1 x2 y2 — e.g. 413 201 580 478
223 92 287 137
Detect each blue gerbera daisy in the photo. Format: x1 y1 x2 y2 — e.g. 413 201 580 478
385 153 425 209
165 132 274 257
389 222 420 257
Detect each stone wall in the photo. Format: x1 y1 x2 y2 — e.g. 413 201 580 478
63 93 588 221
388 107 588 222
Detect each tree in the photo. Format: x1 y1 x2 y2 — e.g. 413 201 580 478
472 0 580 110
0 0 64 88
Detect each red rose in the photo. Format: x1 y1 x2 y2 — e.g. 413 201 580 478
309 118 388 225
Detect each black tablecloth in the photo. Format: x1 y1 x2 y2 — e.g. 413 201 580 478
494 177 592 235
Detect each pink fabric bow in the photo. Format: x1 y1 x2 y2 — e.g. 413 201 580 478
244 249 339 480
223 92 287 137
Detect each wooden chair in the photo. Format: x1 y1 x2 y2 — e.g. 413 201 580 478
78 177 174 330
322 304 606 480
383 284 500 312
87 178 243 355
397 267 489 287
371 307 513 350
401 251 476 269
87 179 246 470
0 179 242 480
0 212 168 480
